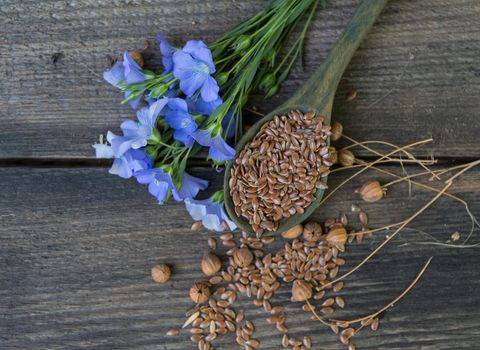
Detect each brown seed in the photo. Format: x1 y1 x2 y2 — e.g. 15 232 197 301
322 298 334 307
246 339 260 347
151 264 171 283
209 276 223 285
191 221 204 231
345 89 357 102
282 334 289 348
166 328 179 336
303 336 312 349
191 334 203 343
333 281 344 293
276 322 288 333
371 317 380 331
321 306 334 314
348 342 357 350
335 296 345 308
207 237 217 250
282 224 303 239
289 338 302 346
220 232 233 241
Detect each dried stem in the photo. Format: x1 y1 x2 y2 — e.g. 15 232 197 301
319 138 433 207
319 180 451 291
328 257 433 325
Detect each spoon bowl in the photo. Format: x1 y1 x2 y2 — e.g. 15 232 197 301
224 0 389 235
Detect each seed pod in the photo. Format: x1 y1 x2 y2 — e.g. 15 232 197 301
330 121 343 141
328 147 338 164
338 149 355 167
356 180 384 202
151 264 171 283
201 252 221 276
291 279 313 302
189 282 211 304
303 222 322 242
233 247 254 267
128 50 144 67
281 224 303 239
326 226 347 249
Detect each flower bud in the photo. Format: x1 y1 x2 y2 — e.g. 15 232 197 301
265 85 279 98
292 280 312 302
259 73 277 91
216 72 229 86
151 264 171 283
338 149 355 167
356 180 384 203
129 50 144 67
233 247 253 267
234 34 252 52
201 252 221 276
330 121 343 141
328 146 338 164
326 226 347 250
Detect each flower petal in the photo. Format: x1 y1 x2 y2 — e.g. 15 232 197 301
183 40 215 73
185 198 208 221
93 144 114 159
200 75 219 102
109 157 132 179
195 96 222 116
191 129 213 147
103 62 124 88
148 180 170 203
156 34 175 73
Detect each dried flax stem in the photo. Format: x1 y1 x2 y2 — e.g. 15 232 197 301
305 299 333 327
340 134 438 178
319 180 451 291
319 138 433 207
329 257 433 325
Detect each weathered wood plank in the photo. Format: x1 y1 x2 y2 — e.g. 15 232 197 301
0 0 479 159
1 166 479 349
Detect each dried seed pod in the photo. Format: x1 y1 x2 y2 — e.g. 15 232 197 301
328 146 338 164
151 264 171 283
356 180 384 203
292 279 313 302
129 50 144 67
338 149 355 167
303 222 322 242
233 247 254 267
331 121 343 141
190 282 211 303
201 252 221 276
281 224 303 239
326 226 347 249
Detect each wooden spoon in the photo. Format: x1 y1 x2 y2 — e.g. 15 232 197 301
224 0 389 235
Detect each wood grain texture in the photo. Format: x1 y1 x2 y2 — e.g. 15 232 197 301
0 0 479 159
1 166 479 349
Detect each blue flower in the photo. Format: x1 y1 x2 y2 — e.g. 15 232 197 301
164 98 198 147
185 197 236 232
192 128 236 161
93 139 152 179
103 52 147 109
172 173 208 201
156 34 175 73
135 167 208 203
173 40 219 102
195 96 222 116
135 167 175 203
109 99 167 156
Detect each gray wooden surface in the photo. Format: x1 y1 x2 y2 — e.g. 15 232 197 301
1 167 479 349
1 0 480 349
0 0 479 159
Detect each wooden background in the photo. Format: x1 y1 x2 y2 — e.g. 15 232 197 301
1 0 479 349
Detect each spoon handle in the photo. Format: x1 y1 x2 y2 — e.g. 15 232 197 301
286 0 389 113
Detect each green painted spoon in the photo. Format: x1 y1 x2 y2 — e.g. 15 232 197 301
224 0 389 235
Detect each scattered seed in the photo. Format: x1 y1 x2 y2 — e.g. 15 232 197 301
166 328 179 336
335 296 345 308
207 237 217 250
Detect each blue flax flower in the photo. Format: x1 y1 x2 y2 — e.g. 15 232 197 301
194 96 222 116
173 40 219 102
103 51 147 109
156 34 175 73
185 197 236 232
164 98 198 147
93 139 152 179
192 128 235 161
109 99 167 156
135 167 208 203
